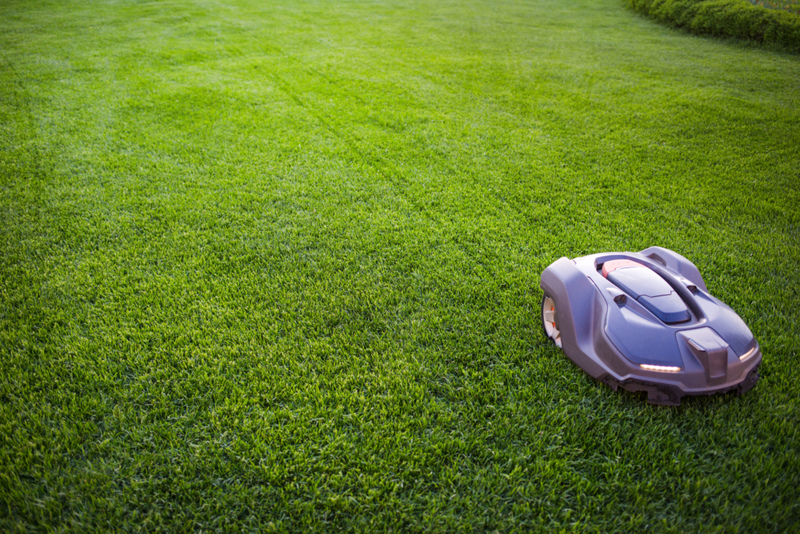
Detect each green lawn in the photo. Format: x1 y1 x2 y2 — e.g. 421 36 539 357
1 0 799 531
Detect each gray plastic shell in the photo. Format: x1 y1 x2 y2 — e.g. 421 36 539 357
539 246 761 405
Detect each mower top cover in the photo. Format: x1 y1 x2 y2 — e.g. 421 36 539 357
539 246 761 405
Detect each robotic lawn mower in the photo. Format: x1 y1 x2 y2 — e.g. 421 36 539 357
540 246 761 406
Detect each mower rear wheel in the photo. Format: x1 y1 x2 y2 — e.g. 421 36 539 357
541 293 562 348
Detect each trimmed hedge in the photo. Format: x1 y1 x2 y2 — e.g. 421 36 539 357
624 0 800 52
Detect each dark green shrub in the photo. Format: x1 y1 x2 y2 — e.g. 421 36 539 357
624 0 800 52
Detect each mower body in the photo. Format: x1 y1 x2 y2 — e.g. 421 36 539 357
539 246 761 405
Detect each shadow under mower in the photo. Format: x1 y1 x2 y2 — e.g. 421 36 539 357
540 246 761 406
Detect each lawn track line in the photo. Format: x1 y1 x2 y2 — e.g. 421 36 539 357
242 28 542 296
264 65 536 291
251 48 559 290
197 3 451 229
244 1 559 220
266 68 417 210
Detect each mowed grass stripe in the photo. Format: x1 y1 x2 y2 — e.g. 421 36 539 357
1 0 799 531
